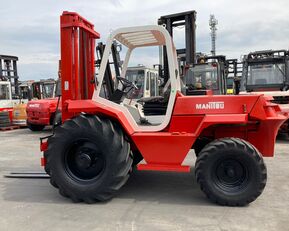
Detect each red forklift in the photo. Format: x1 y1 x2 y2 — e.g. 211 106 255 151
40 11 285 206
26 76 60 131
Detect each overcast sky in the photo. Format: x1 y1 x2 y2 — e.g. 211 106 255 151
1 0 288 80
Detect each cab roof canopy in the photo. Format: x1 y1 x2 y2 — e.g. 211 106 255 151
114 27 166 49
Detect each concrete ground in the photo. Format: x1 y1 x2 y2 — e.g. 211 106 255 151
0 128 288 231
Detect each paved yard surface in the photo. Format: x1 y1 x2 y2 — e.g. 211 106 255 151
0 128 288 231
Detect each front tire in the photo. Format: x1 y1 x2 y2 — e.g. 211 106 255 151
195 138 267 206
45 114 132 203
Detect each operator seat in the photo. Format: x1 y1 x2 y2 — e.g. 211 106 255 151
124 103 151 125
138 86 170 116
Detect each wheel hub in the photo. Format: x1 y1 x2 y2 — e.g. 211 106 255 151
213 158 249 192
226 167 235 178
65 140 105 181
77 153 92 169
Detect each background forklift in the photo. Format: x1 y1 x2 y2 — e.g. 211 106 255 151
226 58 243 94
138 11 197 117
25 78 59 131
12 80 34 126
30 79 56 99
184 55 228 96
126 65 159 99
40 11 285 206
0 55 56 127
95 42 160 100
0 55 21 127
241 49 289 135
157 10 196 82
13 78 57 127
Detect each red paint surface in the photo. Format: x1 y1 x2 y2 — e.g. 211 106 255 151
60 12 99 122
132 132 195 166
137 164 190 172
26 98 59 126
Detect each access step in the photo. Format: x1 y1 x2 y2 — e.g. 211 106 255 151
137 164 190 172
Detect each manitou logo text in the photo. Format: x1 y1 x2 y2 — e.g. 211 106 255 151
28 103 40 108
196 102 225 110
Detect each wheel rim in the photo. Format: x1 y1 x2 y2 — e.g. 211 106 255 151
212 157 249 193
64 139 105 181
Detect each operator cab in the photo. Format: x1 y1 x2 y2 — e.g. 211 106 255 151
19 84 30 100
16 81 35 102
125 66 159 99
184 55 227 95
0 81 14 111
31 80 56 99
0 81 11 100
242 50 289 92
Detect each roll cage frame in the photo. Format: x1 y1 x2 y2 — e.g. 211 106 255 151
93 25 181 132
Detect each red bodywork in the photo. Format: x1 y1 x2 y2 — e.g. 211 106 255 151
0 108 13 121
41 12 286 173
242 91 289 134
60 11 99 122
65 93 284 172
26 98 58 126
279 105 289 133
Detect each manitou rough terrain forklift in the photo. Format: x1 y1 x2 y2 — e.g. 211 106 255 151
241 50 289 135
41 12 286 206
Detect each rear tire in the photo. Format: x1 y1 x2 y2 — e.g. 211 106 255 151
27 122 45 131
195 138 267 206
45 114 132 203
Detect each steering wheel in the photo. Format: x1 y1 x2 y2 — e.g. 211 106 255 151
116 76 138 91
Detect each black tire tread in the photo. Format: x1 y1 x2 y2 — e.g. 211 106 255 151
195 137 267 206
27 122 45 131
45 114 132 203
